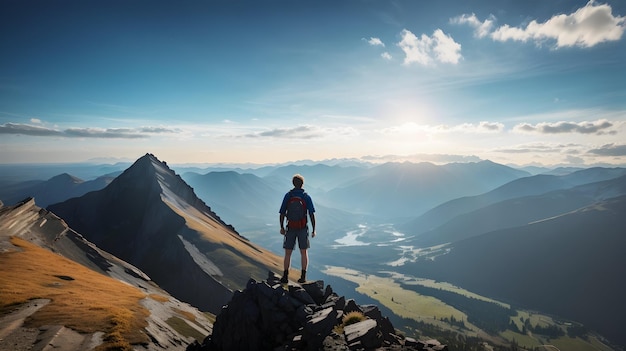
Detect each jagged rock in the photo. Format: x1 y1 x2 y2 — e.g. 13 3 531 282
361 304 382 320
305 306 339 348
344 319 381 350
188 272 447 351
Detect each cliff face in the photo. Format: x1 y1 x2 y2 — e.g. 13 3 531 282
48 153 287 313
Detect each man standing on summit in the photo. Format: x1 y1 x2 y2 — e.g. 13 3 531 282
279 174 316 283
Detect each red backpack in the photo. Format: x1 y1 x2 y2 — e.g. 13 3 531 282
286 191 307 230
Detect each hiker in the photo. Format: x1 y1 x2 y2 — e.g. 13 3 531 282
279 174 316 283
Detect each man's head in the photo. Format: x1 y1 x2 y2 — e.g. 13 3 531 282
292 174 304 188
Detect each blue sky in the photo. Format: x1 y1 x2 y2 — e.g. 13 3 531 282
1 0 625 167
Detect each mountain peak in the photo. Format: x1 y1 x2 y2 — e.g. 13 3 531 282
120 153 168 179
47 173 83 185
113 153 226 224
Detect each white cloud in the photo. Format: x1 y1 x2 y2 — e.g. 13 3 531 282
445 121 504 133
565 155 585 165
476 121 505 132
452 2 624 48
398 30 432 65
398 29 462 66
240 125 360 140
366 37 385 47
432 29 463 64
491 0 625 48
588 143 626 156
381 121 503 135
450 13 495 38
361 153 482 164
0 122 180 139
251 125 321 139
381 52 392 60
30 118 42 124
494 142 583 154
513 119 616 135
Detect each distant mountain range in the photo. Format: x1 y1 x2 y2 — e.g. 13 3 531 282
406 170 626 244
402 168 626 234
317 160 529 219
0 172 117 208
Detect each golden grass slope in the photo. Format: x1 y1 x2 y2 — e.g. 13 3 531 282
0 237 149 350
165 200 300 285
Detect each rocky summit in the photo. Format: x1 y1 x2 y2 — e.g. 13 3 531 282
187 272 446 351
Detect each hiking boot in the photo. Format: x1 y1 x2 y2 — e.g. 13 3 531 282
280 270 288 283
297 270 306 283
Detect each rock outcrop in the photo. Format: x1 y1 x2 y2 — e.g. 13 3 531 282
188 272 446 351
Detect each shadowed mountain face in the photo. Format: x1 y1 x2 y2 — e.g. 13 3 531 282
48 153 287 313
399 195 626 348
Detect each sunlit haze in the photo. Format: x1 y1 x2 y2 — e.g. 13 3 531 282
1 0 625 167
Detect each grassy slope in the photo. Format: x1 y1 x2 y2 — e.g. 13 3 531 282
167 202 295 285
0 237 149 350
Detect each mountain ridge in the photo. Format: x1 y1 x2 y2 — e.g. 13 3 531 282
320 160 529 218
48 153 288 313
403 166 626 234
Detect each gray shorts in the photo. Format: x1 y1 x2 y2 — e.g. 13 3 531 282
283 227 310 250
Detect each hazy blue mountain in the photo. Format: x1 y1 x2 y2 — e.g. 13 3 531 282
0 179 43 203
440 160 529 190
0 173 116 208
48 154 288 313
398 195 626 348
183 170 280 230
264 163 371 191
0 162 129 183
516 165 552 175
542 166 585 175
409 174 626 245
320 161 529 219
403 167 626 234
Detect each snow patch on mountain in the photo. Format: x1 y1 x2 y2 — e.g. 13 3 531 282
178 235 223 277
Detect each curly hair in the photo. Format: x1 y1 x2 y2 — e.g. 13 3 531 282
292 174 304 188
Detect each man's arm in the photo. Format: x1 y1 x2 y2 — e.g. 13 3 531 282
279 213 286 235
309 212 316 237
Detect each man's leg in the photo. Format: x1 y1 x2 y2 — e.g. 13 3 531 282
298 249 308 283
300 249 308 271
281 249 293 283
284 249 293 271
